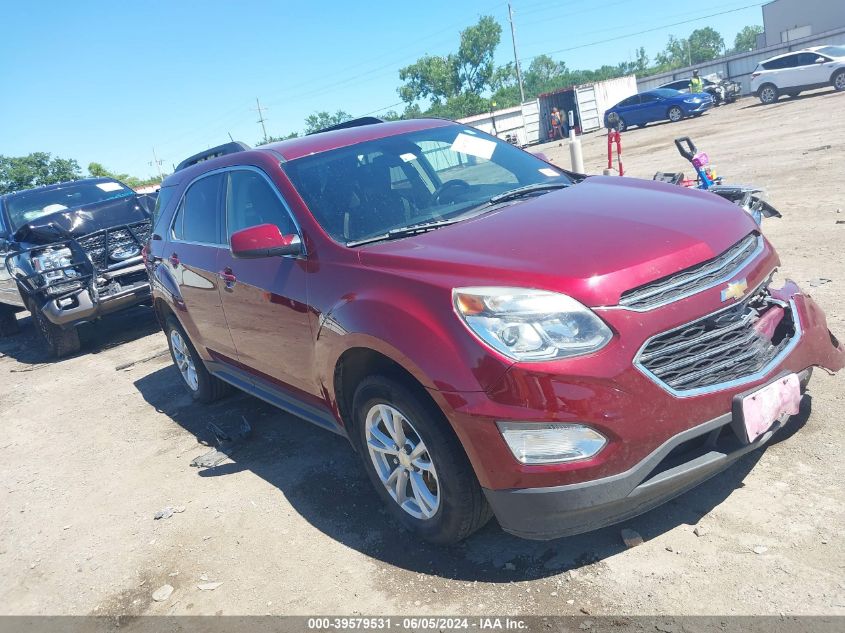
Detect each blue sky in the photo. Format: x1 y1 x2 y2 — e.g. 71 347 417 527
0 0 763 178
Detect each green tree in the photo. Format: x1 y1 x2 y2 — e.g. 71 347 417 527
87 162 163 189
655 28 725 70
0 153 82 195
732 25 763 53
398 16 502 113
260 131 300 144
303 110 353 134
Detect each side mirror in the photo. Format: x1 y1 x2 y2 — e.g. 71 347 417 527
231 224 302 259
533 152 553 163
815 57 826 64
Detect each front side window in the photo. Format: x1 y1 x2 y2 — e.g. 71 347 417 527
282 125 572 244
225 169 296 240
173 173 224 244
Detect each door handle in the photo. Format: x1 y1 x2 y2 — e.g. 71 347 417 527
218 268 237 290
169 253 180 267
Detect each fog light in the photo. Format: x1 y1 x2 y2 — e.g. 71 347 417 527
497 422 607 464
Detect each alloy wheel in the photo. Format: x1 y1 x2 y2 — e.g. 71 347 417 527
364 403 440 520
668 107 683 122
835 73 845 91
761 86 777 104
170 329 199 392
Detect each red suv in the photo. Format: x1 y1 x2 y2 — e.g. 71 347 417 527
146 118 843 543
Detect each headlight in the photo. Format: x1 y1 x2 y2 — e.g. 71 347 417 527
497 422 607 464
31 247 80 285
453 287 612 361
684 97 702 104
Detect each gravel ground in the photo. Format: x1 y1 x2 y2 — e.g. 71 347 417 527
0 88 843 618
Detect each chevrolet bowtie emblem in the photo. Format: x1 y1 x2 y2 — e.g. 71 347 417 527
721 278 748 302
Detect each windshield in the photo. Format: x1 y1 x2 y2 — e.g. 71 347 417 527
282 125 573 244
817 46 845 58
4 180 134 230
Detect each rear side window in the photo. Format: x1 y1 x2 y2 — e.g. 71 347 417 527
618 95 640 107
172 173 224 244
225 169 296 239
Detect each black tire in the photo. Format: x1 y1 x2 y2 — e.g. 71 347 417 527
163 315 229 403
27 298 80 358
0 306 20 337
833 70 845 92
667 106 684 122
759 84 779 104
352 376 492 544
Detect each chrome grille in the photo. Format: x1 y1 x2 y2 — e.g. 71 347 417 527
619 233 762 310
77 220 151 272
636 287 799 395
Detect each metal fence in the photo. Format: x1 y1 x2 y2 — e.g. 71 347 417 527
636 26 845 95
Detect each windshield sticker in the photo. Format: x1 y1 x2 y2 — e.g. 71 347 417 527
96 182 123 192
539 167 558 177
399 152 417 163
451 133 496 160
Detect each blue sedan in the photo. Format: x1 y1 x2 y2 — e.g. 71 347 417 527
603 89 713 131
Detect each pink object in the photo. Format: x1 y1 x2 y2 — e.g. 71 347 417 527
691 152 709 168
753 306 785 340
741 374 801 442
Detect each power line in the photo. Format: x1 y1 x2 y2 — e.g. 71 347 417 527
523 2 764 62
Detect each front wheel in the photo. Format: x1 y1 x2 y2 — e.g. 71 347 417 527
759 84 779 104
353 376 491 544
164 316 229 403
27 298 80 358
668 106 684 122
833 70 845 92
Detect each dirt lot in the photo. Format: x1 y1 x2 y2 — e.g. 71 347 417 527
1 89 843 618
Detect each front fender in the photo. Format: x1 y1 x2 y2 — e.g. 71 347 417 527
313 285 512 401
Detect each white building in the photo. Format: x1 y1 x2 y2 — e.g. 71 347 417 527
761 0 845 47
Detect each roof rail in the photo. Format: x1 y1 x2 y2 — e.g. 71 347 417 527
309 117 384 135
175 141 250 172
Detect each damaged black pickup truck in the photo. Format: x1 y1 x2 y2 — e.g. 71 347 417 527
0 178 155 357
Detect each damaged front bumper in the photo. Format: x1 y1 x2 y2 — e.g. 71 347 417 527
453 281 843 540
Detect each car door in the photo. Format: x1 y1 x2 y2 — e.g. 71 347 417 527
165 172 238 360
216 167 316 396
0 207 19 308
638 93 663 122
799 52 833 85
773 54 803 88
616 95 642 124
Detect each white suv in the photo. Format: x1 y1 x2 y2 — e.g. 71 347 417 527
750 45 845 104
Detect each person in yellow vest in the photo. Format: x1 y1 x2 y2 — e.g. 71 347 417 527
689 69 704 93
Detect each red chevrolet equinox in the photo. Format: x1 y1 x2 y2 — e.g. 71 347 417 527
146 118 844 543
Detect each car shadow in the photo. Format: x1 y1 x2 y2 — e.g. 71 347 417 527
0 305 160 366
739 88 837 109
133 363 814 582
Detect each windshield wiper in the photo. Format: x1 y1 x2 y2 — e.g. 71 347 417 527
488 182 571 204
346 218 461 247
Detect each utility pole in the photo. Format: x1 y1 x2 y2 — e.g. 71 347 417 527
149 147 164 180
253 97 269 142
507 3 526 103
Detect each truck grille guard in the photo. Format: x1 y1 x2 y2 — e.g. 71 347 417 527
7 219 152 302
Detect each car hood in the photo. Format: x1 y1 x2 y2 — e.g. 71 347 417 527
358 176 760 307
12 195 151 244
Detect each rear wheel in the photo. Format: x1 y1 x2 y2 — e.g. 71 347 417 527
668 106 684 122
0 306 20 337
164 316 229 403
616 117 627 132
833 70 845 92
759 84 778 104
353 376 492 544
27 298 80 358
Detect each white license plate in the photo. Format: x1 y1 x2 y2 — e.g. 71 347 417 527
741 374 801 442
